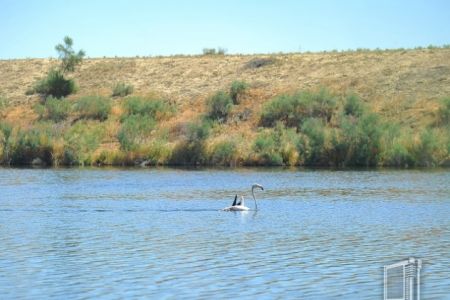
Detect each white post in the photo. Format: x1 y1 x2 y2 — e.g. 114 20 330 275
408 257 414 300
417 259 422 300
403 265 406 300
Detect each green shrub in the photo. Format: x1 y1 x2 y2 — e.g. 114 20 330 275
230 81 248 104
276 123 303 166
353 113 381 166
74 96 111 121
170 121 211 165
186 121 211 142
382 141 414 167
0 123 13 139
203 48 216 55
207 91 233 122
119 96 173 153
143 140 172 165
118 115 156 151
63 121 105 165
0 122 13 164
9 128 53 165
202 47 226 55
211 140 237 166
112 82 134 97
344 94 364 117
330 113 381 167
0 131 4 162
33 69 76 99
328 128 350 167
0 97 8 112
301 118 325 165
35 96 71 122
34 104 46 119
253 131 283 166
260 89 337 128
411 129 442 167
250 124 304 166
217 47 227 55
437 97 450 126
261 94 297 127
170 141 205 165
378 124 411 167
94 149 130 166
122 96 173 120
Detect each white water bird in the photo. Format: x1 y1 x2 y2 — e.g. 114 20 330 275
222 184 264 211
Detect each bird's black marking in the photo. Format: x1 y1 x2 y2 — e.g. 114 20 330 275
232 194 238 206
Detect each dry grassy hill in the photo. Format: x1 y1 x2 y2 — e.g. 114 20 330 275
1 49 450 117
0 48 449 167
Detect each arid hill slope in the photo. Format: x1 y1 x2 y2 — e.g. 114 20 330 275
1 48 450 114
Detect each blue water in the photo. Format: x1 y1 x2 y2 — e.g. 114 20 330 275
0 168 449 299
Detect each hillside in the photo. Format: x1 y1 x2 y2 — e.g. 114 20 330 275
0 48 449 167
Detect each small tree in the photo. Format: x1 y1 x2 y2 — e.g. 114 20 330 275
31 36 85 99
55 36 85 73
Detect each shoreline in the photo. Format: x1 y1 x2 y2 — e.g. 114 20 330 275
1 164 449 171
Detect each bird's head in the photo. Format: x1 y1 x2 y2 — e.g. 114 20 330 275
252 183 264 191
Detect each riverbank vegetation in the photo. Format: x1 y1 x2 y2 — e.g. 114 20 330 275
0 89 448 167
1 44 449 167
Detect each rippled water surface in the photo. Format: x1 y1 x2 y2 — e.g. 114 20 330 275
0 168 449 299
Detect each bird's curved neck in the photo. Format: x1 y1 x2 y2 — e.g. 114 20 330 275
252 187 258 211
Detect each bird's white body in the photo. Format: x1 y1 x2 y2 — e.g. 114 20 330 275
222 205 250 212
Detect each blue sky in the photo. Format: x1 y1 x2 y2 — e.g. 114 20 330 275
1 0 449 58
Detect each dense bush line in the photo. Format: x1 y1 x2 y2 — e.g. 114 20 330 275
1 90 449 167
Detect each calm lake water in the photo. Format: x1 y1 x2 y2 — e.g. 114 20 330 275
0 168 449 299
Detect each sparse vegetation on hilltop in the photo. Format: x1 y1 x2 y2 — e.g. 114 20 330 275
202 47 227 55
